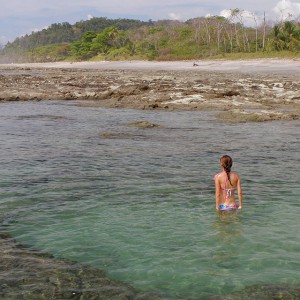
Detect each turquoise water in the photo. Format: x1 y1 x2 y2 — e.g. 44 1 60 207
0 101 299 299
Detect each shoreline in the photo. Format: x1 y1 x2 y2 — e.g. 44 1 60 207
1 60 300 122
2 58 300 75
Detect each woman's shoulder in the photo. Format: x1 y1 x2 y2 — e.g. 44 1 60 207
231 172 240 179
214 172 223 180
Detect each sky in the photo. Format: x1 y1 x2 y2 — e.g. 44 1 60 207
1 0 300 45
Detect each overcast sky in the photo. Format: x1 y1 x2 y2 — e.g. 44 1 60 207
1 0 300 45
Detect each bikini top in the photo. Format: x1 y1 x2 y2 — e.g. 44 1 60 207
222 176 236 200
215 172 236 200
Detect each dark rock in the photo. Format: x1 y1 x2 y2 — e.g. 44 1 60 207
127 121 161 128
207 284 300 300
0 233 161 300
99 132 134 139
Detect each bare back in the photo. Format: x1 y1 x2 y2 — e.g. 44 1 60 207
214 171 242 208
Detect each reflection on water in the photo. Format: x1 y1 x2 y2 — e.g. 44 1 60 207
212 212 243 268
0 101 299 299
214 211 243 241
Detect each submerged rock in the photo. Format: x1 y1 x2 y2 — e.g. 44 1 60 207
127 121 161 128
216 109 300 123
17 114 66 120
0 232 162 300
208 284 300 300
99 132 134 139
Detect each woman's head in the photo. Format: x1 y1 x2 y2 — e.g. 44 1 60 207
220 155 232 172
220 155 233 183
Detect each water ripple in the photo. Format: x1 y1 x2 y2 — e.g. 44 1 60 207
0 101 299 299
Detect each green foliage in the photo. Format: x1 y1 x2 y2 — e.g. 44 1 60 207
74 17 150 33
176 27 193 38
2 15 300 63
71 27 123 59
29 44 71 62
2 18 150 52
270 21 300 51
71 31 98 60
147 27 164 34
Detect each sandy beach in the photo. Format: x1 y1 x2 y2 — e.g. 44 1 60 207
1 59 300 122
4 59 300 74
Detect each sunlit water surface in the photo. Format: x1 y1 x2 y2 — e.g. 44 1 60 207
0 101 299 299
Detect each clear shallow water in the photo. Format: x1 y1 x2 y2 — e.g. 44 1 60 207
0 101 299 299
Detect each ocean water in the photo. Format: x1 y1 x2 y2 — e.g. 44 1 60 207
0 101 299 299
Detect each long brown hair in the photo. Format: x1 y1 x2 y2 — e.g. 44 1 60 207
220 155 233 185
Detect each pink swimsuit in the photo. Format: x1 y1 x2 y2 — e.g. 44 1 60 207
215 173 238 211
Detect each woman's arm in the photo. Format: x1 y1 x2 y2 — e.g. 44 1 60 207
214 176 220 210
237 176 243 209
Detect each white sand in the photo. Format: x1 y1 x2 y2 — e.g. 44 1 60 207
2 59 300 75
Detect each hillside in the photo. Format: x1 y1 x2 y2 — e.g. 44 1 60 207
1 14 300 63
0 17 151 62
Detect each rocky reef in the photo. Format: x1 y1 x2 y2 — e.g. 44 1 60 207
1 232 299 299
0 232 162 300
0 65 299 122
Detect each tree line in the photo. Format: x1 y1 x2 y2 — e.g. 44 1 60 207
1 11 300 63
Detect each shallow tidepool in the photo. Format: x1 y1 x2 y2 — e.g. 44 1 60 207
0 100 299 299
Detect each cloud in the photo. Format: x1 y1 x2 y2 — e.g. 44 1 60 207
219 9 233 19
219 9 263 26
168 12 181 20
273 0 300 20
218 1 300 26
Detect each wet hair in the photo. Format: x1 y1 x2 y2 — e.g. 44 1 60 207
220 155 233 185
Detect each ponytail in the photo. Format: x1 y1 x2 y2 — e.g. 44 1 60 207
220 155 233 185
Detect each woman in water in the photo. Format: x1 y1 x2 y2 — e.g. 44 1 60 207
214 155 242 211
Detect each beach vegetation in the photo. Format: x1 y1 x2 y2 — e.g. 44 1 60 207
29 43 72 62
1 13 300 63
